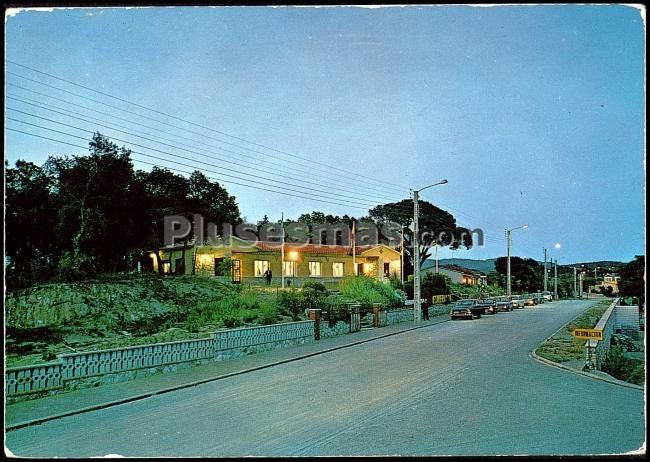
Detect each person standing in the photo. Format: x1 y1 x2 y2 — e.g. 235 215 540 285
264 268 273 286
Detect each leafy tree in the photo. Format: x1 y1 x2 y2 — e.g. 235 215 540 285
5 160 60 288
138 166 190 274
494 256 542 293
618 256 645 307
45 133 144 276
369 199 473 275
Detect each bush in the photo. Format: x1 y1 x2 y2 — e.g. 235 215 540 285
338 275 405 308
601 345 645 385
388 273 404 291
277 289 305 321
257 300 279 325
301 280 329 311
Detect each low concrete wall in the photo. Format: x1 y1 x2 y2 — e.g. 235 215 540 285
5 321 314 398
585 298 618 368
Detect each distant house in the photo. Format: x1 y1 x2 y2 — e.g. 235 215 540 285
596 273 620 295
151 237 402 286
431 264 487 286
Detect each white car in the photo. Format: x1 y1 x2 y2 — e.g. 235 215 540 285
542 291 553 302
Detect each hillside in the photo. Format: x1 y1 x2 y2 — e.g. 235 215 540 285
424 258 497 274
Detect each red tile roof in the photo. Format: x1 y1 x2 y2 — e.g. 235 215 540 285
440 264 482 275
254 241 376 255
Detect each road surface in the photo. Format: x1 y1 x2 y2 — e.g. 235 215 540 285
5 300 645 457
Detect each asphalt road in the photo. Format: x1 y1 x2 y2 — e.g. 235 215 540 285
5 300 645 457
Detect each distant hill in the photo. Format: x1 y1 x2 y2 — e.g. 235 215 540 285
422 258 627 275
423 258 497 274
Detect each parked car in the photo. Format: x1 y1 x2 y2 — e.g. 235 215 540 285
521 294 536 307
510 295 524 309
495 296 514 312
450 299 482 320
542 291 553 302
477 298 498 315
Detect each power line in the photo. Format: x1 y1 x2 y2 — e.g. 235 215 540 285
6 126 383 212
7 117 394 212
6 90 406 204
6 101 403 204
7 63 410 194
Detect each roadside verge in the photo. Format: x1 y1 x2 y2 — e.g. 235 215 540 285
531 299 643 391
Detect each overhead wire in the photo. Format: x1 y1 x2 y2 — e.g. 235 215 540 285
6 88 407 203
6 101 403 204
6 64 410 194
6 127 383 212
6 63 529 251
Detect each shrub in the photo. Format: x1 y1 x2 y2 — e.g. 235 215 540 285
257 300 280 325
601 345 644 385
338 275 405 308
277 289 305 321
302 279 329 311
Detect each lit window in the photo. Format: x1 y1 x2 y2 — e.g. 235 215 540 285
309 261 322 277
283 261 296 277
332 262 344 277
254 260 269 277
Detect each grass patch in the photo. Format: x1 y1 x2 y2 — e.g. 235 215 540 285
535 299 611 363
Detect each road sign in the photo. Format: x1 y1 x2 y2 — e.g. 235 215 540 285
571 328 603 340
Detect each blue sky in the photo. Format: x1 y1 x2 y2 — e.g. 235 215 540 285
5 5 645 265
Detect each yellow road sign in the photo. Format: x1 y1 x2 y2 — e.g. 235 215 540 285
572 328 603 341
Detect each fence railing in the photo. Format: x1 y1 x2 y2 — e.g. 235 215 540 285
6 321 314 397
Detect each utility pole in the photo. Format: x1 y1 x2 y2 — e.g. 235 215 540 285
506 229 512 297
505 224 527 297
573 267 577 298
553 258 558 299
578 271 583 298
400 227 404 284
412 179 447 325
435 242 439 273
281 212 285 289
413 189 421 324
544 249 548 292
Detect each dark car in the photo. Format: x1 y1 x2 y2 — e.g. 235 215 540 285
495 296 514 312
477 298 498 315
521 293 536 307
450 299 482 320
532 293 545 305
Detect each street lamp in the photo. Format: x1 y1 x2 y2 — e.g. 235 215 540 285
412 179 448 324
506 224 528 297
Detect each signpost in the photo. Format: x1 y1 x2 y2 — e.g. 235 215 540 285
572 328 603 369
571 328 603 341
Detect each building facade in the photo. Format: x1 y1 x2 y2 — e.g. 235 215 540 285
434 264 486 285
153 237 402 286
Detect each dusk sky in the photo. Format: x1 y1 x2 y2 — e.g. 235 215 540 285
5 5 646 265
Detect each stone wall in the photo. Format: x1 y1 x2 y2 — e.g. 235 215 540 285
320 320 350 338
386 308 413 325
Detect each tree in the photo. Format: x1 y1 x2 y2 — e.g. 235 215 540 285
44 133 144 276
618 256 645 307
5 160 60 288
494 256 542 293
369 199 473 275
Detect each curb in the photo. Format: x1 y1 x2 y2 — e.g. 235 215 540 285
530 298 643 391
530 350 644 391
6 317 449 431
